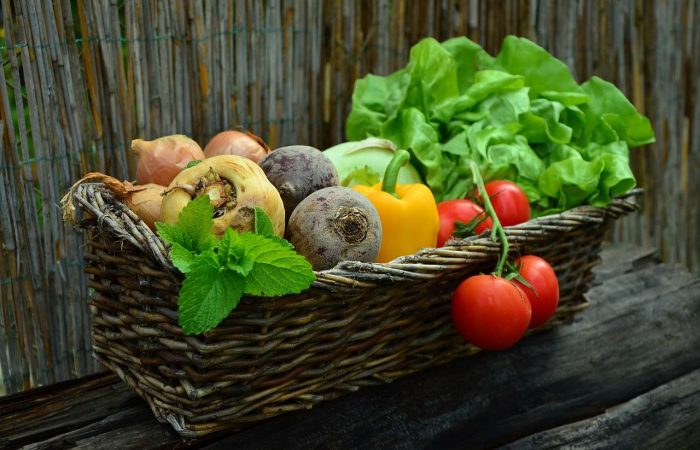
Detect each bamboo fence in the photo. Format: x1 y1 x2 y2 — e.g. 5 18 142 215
0 0 697 395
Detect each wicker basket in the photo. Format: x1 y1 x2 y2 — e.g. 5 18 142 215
67 182 641 437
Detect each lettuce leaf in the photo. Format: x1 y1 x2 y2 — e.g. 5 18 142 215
345 35 655 210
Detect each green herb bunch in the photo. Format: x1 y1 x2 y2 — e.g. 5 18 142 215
156 196 315 335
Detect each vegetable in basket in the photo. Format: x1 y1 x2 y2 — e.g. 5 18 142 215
345 35 655 213
203 130 271 163
476 180 531 226
436 199 492 247
259 145 339 223
353 149 439 262
451 163 559 350
132 134 205 186
286 186 383 271
124 183 166 230
61 172 166 230
156 196 315 335
323 137 422 187
160 155 285 237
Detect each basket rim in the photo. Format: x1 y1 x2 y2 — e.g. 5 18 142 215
67 182 642 291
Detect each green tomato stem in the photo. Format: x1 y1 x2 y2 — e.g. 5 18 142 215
469 161 508 278
381 149 410 197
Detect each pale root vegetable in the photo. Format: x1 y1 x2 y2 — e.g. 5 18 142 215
132 135 205 186
161 155 285 237
203 130 271 163
124 183 165 230
324 137 423 187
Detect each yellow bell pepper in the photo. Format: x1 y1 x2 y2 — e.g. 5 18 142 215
353 150 439 263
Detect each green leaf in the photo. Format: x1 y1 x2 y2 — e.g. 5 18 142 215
177 251 244 335
344 34 654 213
580 76 655 148
217 228 254 276
538 153 605 209
156 196 216 253
254 208 276 237
519 99 573 144
381 108 445 198
494 36 583 98
186 159 203 169
170 243 196 273
238 233 316 297
156 221 193 250
176 196 217 253
441 36 496 92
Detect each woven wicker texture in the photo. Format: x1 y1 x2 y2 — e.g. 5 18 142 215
71 182 640 436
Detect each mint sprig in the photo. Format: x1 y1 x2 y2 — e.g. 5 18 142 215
156 199 315 335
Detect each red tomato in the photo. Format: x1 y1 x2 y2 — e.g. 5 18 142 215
451 275 532 351
436 199 493 247
477 180 531 226
514 255 560 328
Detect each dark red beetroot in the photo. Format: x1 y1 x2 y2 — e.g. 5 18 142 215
286 186 382 271
259 145 339 222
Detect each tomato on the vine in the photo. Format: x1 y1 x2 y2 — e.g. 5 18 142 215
477 180 531 226
451 275 532 350
513 255 560 328
436 199 493 247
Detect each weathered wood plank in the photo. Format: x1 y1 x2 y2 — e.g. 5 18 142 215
201 264 700 450
2 245 698 450
501 368 700 450
0 374 128 448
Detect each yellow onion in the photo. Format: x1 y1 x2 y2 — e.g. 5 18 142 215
203 130 270 163
161 155 285 237
124 183 165 230
132 135 205 186
61 172 162 230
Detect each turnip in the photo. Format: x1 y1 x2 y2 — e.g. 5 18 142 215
287 186 382 271
259 145 339 222
324 137 423 187
161 155 285 237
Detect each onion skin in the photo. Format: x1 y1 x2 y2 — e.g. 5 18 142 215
203 130 270 163
125 183 165 230
161 155 285 237
132 135 205 186
61 172 148 224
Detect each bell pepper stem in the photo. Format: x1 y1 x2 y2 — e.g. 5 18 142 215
381 149 410 198
469 161 508 277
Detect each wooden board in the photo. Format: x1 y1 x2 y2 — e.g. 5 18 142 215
1 244 699 449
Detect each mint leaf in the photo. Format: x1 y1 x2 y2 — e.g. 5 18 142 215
253 208 294 249
186 159 203 169
177 196 217 252
238 232 316 296
217 228 254 276
170 243 196 272
254 208 275 237
156 221 194 250
270 236 295 250
177 251 244 335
